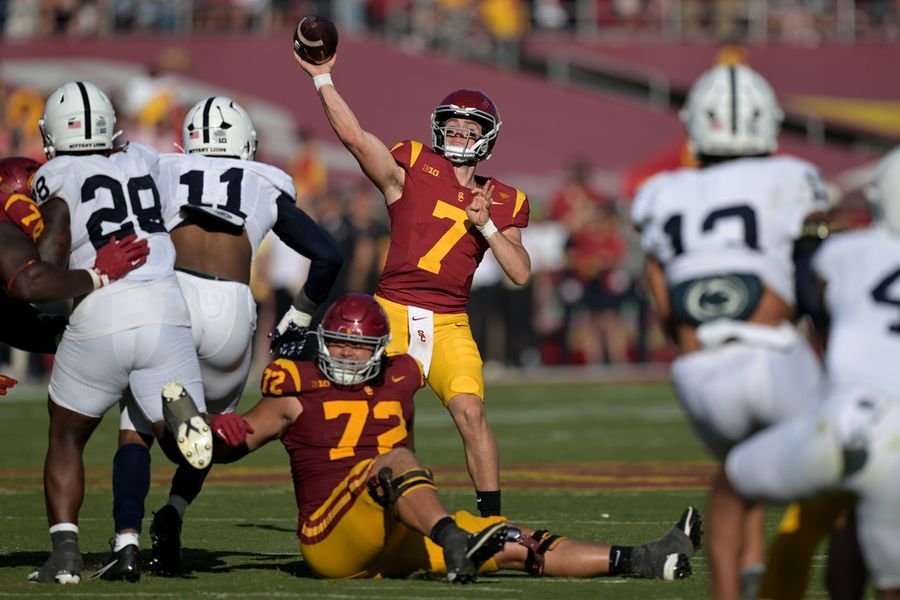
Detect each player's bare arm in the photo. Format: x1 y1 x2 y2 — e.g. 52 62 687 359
240 395 303 452
292 53 404 203
643 257 674 340
36 197 71 267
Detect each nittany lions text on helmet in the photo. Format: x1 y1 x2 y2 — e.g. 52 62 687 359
681 64 783 158
431 89 502 164
183 96 257 161
317 293 390 386
867 146 900 235
39 81 120 158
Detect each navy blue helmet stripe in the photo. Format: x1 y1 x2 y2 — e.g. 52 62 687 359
728 66 738 135
202 97 215 144
76 81 92 140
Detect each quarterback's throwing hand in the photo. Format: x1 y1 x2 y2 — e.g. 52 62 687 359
211 413 254 447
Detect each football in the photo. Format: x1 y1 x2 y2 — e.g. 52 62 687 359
293 15 339 65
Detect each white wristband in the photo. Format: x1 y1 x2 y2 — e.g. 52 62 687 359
476 219 499 239
313 73 333 91
87 268 110 290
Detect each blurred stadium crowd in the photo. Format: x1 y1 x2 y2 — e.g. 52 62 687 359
2 0 900 43
0 0 894 382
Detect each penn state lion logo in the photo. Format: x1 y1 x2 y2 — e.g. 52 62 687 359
683 275 750 322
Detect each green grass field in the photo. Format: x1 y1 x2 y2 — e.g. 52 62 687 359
0 380 832 598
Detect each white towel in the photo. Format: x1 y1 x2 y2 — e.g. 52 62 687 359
407 305 434 377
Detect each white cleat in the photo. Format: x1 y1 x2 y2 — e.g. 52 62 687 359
162 382 212 470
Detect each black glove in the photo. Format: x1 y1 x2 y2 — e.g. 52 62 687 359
269 307 312 359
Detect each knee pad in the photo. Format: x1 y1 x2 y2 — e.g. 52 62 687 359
367 466 436 508
507 527 566 576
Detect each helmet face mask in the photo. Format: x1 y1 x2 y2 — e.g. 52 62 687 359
316 293 390 386
183 96 257 161
39 81 120 158
681 65 783 159
867 147 900 235
431 89 501 164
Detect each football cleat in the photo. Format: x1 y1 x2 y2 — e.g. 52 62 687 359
630 506 702 580
162 382 212 470
148 505 183 577
444 522 508 584
90 543 140 582
27 533 83 584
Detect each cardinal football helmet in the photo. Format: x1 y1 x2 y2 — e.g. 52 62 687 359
39 81 120 158
681 64 783 158
867 146 900 235
0 156 43 240
317 293 390 386
183 96 257 161
431 89 501 163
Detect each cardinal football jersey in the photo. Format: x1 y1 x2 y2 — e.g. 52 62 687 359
261 354 424 525
375 140 529 313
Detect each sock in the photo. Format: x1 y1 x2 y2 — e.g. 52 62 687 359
112 444 151 533
166 495 189 519
476 490 501 517
608 545 634 575
113 531 140 552
430 516 464 547
170 462 212 507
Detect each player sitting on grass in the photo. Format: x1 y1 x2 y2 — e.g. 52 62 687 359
198 292 702 583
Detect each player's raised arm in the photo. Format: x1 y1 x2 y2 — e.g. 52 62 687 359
292 53 404 203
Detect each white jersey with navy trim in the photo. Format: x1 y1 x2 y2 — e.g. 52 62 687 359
32 142 176 282
157 153 293 260
814 228 900 392
632 155 829 306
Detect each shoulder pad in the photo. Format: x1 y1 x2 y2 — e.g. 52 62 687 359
260 358 304 396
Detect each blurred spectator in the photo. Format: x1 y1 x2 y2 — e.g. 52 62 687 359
343 182 390 293
1 85 45 159
288 127 328 205
549 157 612 233
532 0 569 30
480 0 530 66
564 203 631 364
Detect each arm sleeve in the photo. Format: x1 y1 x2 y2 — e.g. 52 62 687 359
272 194 344 305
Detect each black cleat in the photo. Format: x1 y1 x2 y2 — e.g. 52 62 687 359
444 522 508 584
148 505 182 577
631 506 702 580
90 544 140 582
27 534 83 584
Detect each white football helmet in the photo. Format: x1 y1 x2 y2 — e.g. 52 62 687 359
681 64 784 158
183 96 257 160
39 81 120 158
867 147 900 235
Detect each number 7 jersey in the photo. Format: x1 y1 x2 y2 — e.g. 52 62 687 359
631 155 830 307
376 140 529 313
